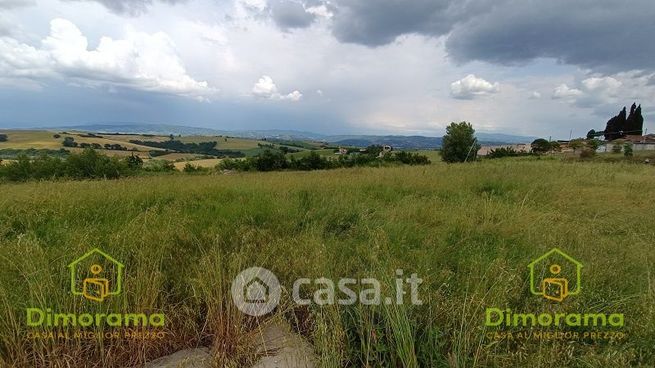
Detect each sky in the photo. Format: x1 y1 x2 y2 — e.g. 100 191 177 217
1 0 654 138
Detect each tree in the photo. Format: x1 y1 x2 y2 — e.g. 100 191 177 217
569 139 584 153
586 138 602 152
531 138 552 154
586 129 597 140
62 137 78 147
441 122 480 163
126 154 143 169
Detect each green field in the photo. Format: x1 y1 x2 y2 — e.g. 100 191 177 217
0 160 654 367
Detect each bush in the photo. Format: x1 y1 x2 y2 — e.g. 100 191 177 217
624 143 634 157
531 138 552 154
126 155 144 169
143 159 176 172
252 150 288 171
62 137 78 147
394 151 431 165
612 142 623 153
579 149 596 159
0 134 8 142
0 149 131 181
288 151 331 170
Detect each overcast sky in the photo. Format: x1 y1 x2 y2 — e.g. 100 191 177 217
1 0 653 138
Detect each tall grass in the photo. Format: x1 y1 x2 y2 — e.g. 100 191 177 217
0 160 654 367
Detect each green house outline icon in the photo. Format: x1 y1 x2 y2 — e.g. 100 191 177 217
68 248 125 298
528 247 583 297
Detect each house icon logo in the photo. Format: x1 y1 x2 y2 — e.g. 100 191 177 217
528 248 582 302
68 248 125 303
231 267 280 317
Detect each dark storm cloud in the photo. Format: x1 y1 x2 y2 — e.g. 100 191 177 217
329 0 488 46
70 0 186 15
269 0 316 30
319 0 655 72
445 0 655 72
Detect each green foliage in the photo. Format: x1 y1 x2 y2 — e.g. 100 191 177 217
218 149 430 172
62 136 77 147
486 147 532 159
1 162 653 367
612 141 623 153
183 163 206 173
0 149 132 182
143 159 176 172
126 154 144 169
0 148 69 159
288 151 331 170
623 142 634 157
0 134 8 142
129 139 244 158
441 122 480 163
569 138 584 152
586 138 603 151
394 151 431 165
530 138 552 154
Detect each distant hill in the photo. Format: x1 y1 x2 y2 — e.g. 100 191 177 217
51 123 222 136
46 123 535 148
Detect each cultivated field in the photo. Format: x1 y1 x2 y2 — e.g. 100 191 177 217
0 159 654 367
0 130 301 164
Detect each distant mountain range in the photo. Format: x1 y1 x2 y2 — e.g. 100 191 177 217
46 122 536 148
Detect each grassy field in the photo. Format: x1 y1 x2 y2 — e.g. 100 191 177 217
0 159 654 367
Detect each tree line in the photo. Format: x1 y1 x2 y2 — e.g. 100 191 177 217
218 148 430 172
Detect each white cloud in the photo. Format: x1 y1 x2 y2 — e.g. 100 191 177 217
282 89 302 101
0 18 213 99
450 74 499 99
529 91 541 99
306 5 333 18
581 76 622 96
551 84 583 99
252 75 302 101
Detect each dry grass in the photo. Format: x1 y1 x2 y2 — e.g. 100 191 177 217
0 160 653 367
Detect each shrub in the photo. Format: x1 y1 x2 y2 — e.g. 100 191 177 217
62 137 78 147
579 149 596 159
126 155 144 169
531 138 552 154
0 134 8 142
612 142 623 153
394 151 431 165
252 150 288 171
624 143 634 157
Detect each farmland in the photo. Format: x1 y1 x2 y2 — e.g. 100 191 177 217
0 130 326 168
0 158 653 367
